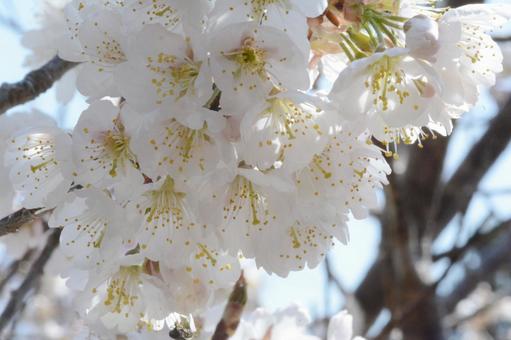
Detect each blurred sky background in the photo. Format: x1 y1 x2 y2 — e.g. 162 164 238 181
0 0 510 336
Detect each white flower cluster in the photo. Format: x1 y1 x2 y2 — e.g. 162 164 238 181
232 306 364 340
1 0 509 337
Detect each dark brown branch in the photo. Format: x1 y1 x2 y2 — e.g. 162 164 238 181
404 136 449 247
211 273 247 340
0 228 61 332
0 208 40 238
432 97 511 237
0 56 78 114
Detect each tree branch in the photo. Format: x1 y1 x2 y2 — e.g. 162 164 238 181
432 219 511 262
404 136 449 248
448 0 480 7
442 219 511 312
0 227 61 332
0 56 78 114
431 97 511 237
494 36 511 42
211 273 247 340
0 208 41 237
373 260 455 340
0 249 35 293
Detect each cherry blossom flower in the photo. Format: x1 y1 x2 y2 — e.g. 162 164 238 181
22 0 79 104
232 305 366 340
72 100 142 189
433 4 511 108
131 113 230 182
59 5 128 98
197 165 295 259
114 24 213 116
239 91 334 172
76 255 165 333
4 113 73 209
209 22 309 114
48 188 128 268
329 47 443 143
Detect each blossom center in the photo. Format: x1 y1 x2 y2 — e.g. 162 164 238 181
152 119 212 173
225 38 267 79
15 134 58 174
223 175 273 228
99 116 137 177
96 37 126 65
148 54 201 101
367 55 409 111
144 176 186 224
103 265 142 313
195 243 218 267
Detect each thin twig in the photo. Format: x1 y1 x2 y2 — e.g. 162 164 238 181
0 56 78 114
211 272 247 340
0 228 61 332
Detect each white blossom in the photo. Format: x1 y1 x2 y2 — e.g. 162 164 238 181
4 113 73 209
208 22 309 114
329 48 443 143
48 188 128 268
71 100 144 202
239 91 333 172
58 5 128 98
433 4 511 107
232 306 365 340
131 113 229 181
114 24 213 116
76 255 163 333
197 166 295 260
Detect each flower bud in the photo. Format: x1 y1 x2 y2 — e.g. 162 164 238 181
404 14 440 61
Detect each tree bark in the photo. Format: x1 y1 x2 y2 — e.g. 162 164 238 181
400 295 444 340
0 56 77 114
